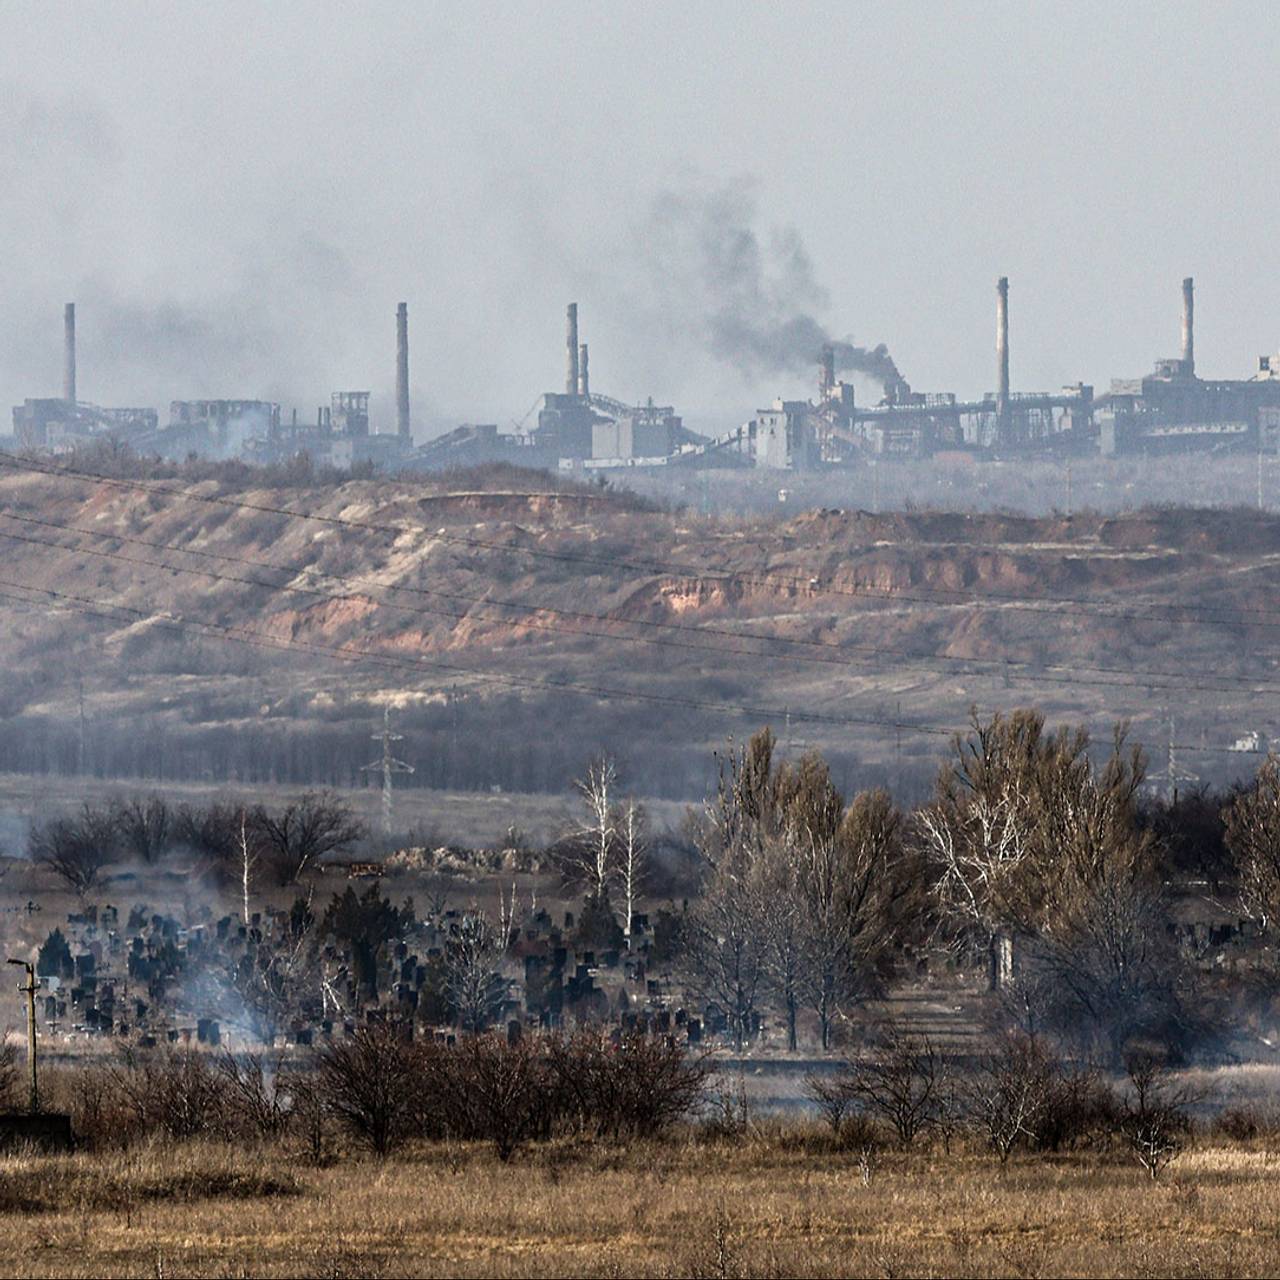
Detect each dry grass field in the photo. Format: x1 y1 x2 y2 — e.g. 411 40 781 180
2 1130 1279 1279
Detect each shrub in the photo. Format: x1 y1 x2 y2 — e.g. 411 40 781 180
1032 1067 1118 1152
548 1031 709 1140
109 1048 232 1141
429 1034 554 1161
313 1023 419 1157
1119 1052 1196 1180
843 1025 947 1148
964 1034 1054 1162
216 1051 294 1138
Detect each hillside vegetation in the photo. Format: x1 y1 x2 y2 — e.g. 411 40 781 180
0 449 1273 798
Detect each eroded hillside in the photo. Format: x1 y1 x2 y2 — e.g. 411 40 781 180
0 456 1273 798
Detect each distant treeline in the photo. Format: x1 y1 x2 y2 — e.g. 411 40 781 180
25 438 661 509
0 701 908 802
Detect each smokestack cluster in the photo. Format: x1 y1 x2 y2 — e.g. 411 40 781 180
995 276 1010 419
63 302 76 405
395 302 410 440
578 343 590 398
1181 276 1195 372
566 303 580 396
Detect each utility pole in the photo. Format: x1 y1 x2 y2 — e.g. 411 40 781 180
1259 445 1265 512
1065 457 1073 517
7 959 37 1113
363 705 414 836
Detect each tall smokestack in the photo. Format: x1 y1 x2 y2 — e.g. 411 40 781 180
995 276 1010 421
578 343 590 398
395 302 410 440
819 344 835 403
566 303 579 396
63 302 76 405
1181 276 1195 372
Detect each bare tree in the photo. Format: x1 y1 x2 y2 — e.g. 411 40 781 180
229 894 317 1044
0 1035 16 1111
172 800 243 882
444 912 507 1033
496 877 520 948
918 710 1146 992
111 795 173 864
1224 752 1280 926
755 829 806 1051
618 799 647 948
1119 1052 1197 1180
29 805 116 895
1014 729 1177 1063
964 1033 1053 1162
844 1024 947 1148
686 732 781 1050
799 789 909 1050
238 809 256 926
250 791 364 885
563 755 618 896
916 714 1044 986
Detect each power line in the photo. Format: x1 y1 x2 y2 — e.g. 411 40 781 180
4 508 1279 695
0 574 957 739
3 449 1278 633
0 576 1263 760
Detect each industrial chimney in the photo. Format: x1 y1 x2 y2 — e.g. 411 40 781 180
578 343 590 398
995 276 1010 422
395 302 410 441
63 303 76 405
566 303 580 396
819 344 835 403
1181 276 1195 373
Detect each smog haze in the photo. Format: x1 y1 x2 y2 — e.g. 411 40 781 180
3 1 1279 435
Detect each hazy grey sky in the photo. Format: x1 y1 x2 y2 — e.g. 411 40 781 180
2 2 1278 436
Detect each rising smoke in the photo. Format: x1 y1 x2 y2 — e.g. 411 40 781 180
641 179 902 389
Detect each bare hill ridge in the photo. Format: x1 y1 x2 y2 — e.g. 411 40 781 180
0 458 1273 797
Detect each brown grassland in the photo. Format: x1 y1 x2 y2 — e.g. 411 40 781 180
1 1128 1279 1279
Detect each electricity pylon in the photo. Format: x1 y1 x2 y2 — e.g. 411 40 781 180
363 705 414 835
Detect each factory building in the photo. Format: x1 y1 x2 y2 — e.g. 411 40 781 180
12 276 1280 474
591 402 683 462
167 399 281 455
11 304 157 450
1098 278 1280 455
750 401 819 470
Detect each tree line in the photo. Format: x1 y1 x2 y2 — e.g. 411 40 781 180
27 706 1280 1066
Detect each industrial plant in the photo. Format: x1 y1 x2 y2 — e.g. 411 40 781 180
13 275 1280 473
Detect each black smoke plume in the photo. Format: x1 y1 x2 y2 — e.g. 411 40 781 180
642 180 903 389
